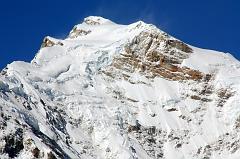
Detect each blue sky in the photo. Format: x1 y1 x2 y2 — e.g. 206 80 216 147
0 0 239 69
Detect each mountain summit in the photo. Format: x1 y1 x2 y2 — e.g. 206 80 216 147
1 16 240 159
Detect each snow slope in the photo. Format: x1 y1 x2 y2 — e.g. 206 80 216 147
1 16 240 159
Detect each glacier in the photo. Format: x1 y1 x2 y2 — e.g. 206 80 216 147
0 16 240 159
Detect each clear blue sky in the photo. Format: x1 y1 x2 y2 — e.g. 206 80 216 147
0 0 239 69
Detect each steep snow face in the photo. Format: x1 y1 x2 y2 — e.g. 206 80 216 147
1 16 240 159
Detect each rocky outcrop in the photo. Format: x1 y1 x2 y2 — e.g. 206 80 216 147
41 37 63 48
84 18 101 25
102 30 206 81
68 27 91 38
1 16 239 159
3 128 24 158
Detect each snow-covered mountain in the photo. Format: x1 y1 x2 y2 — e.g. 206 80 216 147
1 16 240 159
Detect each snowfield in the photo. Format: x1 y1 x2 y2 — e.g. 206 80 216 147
1 16 240 159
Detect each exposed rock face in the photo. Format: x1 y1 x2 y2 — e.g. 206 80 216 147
3 128 24 158
103 31 205 81
83 16 111 25
41 37 55 48
68 27 91 39
41 37 63 48
84 18 101 25
1 16 240 159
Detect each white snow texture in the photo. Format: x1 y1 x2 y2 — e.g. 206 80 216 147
1 16 240 159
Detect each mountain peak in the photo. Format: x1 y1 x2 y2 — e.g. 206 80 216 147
1 16 240 159
83 16 115 25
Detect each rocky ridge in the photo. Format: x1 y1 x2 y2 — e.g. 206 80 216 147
0 16 240 159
